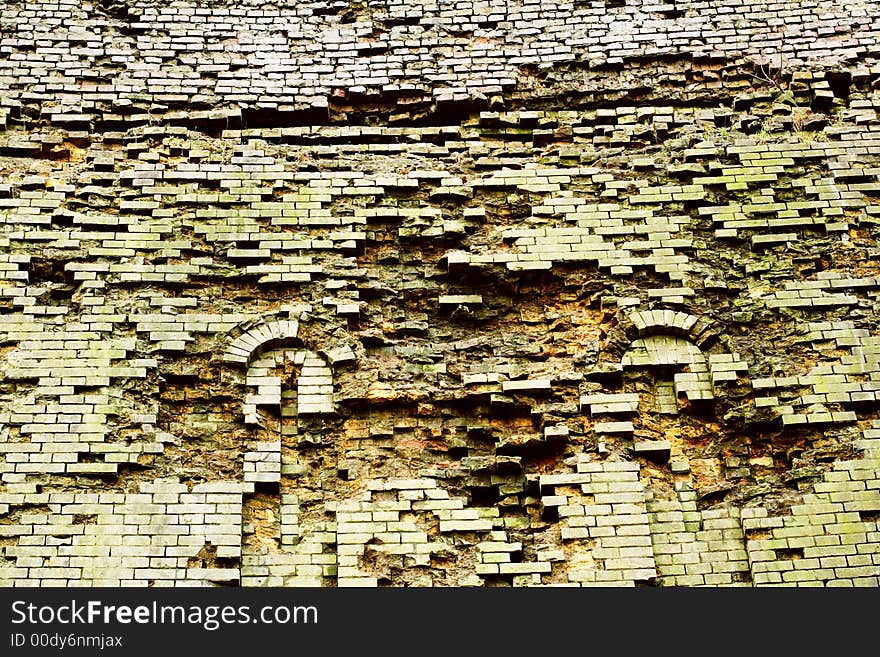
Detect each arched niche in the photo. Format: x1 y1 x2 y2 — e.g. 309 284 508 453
222 315 357 587
622 334 713 414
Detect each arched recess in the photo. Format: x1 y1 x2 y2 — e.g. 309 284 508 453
615 328 714 468
618 310 749 411
222 314 359 587
616 310 720 412
598 310 717 381
622 334 713 411
613 311 749 472
223 316 357 426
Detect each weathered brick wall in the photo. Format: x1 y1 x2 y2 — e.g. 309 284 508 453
1 0 879 586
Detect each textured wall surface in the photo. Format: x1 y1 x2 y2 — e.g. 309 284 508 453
1 0 880 587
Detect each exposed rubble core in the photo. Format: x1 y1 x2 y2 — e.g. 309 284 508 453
1 0 879 587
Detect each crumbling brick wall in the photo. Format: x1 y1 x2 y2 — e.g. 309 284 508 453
1 0 879 587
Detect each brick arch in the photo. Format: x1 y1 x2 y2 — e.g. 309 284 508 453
621 310 716 348
222 319 302 367
223 314 360 427
223 314 358 370
618 314 747 406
